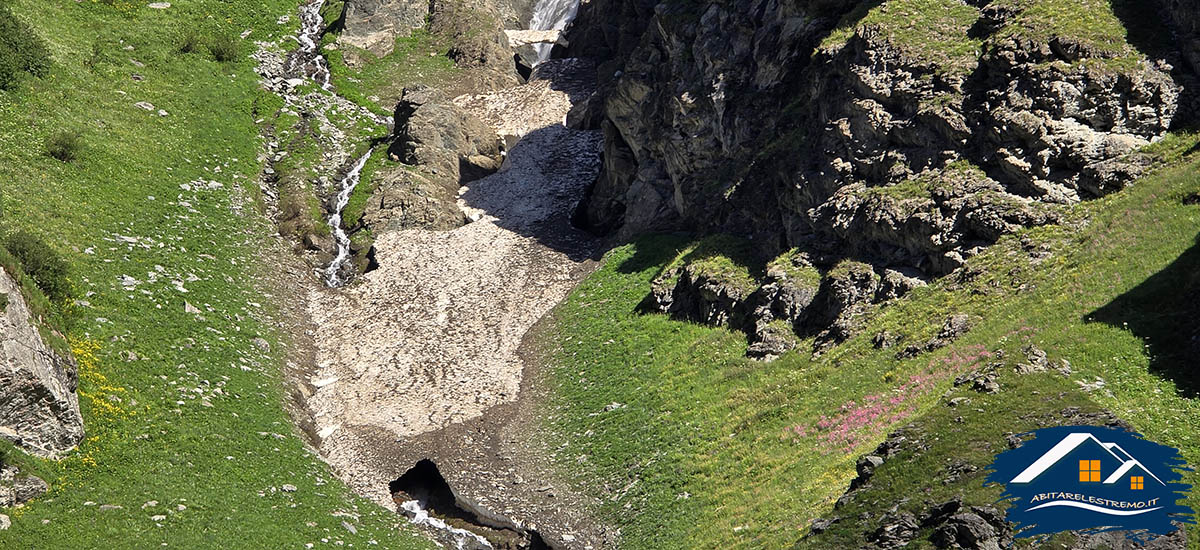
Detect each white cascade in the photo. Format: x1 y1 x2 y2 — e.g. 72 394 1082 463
399 500 493 550
528 0 581 64
291 0 333 90
322 150 373 287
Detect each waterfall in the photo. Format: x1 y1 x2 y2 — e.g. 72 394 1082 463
528 0 581 63
291 0 333 90
399 500 493 550
322 150 373 287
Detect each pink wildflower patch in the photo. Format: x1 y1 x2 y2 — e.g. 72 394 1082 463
798 344 993 453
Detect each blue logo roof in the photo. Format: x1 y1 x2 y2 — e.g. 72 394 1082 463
986 425 1194 541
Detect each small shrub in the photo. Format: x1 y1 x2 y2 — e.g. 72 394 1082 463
3 231 72 302
0 5 51 90
45 131 81 162
0 292 8 312
179 29 202 54
207 33 240 63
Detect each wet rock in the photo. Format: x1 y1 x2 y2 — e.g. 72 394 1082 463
301 232 333 253
0 269 83 457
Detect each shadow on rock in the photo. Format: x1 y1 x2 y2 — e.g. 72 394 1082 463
457 121 605 263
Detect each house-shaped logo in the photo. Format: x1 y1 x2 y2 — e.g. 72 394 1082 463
986 426 1193 541
1010 432 1165 503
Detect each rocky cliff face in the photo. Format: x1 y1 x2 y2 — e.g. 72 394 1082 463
0 269 83 457
565 0 1195 350
1165 0 1200 75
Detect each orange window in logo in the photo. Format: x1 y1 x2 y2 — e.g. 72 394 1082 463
1131 476 1144 490
1079 460 1101 482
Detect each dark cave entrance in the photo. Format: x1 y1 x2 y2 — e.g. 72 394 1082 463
389 459 552 550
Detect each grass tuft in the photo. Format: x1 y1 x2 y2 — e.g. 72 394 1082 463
178 29 202 54
207 33 241 63
44 130 82 163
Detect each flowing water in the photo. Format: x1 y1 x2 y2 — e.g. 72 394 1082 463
528 0 581 63
291 0 333 90
399 500 494 550
322 150 373 287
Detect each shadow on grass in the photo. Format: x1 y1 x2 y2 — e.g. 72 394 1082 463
1089 232 1200 396
613 233 691 275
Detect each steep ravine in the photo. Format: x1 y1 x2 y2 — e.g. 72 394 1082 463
305 58 609 548
256 2 611 547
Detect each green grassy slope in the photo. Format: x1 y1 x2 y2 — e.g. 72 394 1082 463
541 133 1200 549
0 1 429 548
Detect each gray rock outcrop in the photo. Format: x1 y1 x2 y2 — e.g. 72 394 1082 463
339 0 431 57
0 464 49 508
563 0 1194 349
361 85 504 234
0 269 83 457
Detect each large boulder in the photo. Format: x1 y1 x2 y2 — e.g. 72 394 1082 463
0 269 83 457
363 86 503 234
339 0 430 57
390 85 503 185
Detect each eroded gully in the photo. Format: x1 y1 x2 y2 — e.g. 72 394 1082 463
261 1 612 548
